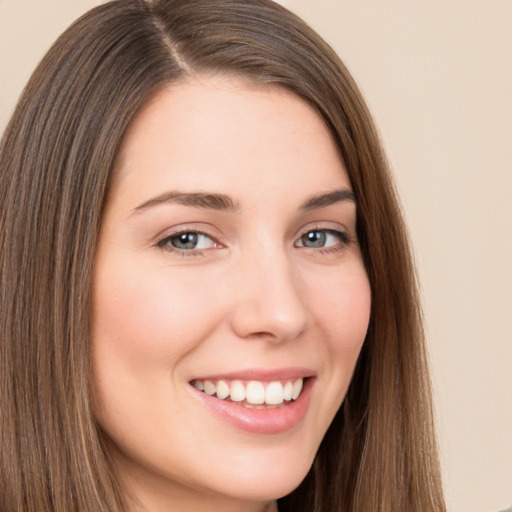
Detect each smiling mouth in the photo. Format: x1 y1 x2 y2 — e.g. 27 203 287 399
190 378 305 408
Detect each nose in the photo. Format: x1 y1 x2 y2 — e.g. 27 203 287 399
229 248 310 343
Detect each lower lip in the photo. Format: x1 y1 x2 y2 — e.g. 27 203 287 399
190 378 314 435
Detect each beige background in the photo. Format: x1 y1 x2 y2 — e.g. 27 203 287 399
1 1 511 511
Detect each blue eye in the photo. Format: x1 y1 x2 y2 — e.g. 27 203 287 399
296 229 348 249
159 232 216 251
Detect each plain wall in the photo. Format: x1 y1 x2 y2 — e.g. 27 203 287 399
1 1 511 511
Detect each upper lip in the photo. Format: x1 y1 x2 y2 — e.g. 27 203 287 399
190 367 316 382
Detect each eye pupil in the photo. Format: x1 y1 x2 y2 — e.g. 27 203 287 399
172 232 198 249
302 231 326 248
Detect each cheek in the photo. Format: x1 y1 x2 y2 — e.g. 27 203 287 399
90 259 224 437
306 261 371 398
313 264 371 350
89 259 228 436
91 262 219 368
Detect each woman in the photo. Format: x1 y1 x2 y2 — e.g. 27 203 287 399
0 1 445 511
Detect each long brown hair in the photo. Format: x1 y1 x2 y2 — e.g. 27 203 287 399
0 1 445 510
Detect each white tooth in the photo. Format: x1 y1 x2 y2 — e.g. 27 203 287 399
203 380 216 395
192 380 204 391
246 381 265 404
291 378 303 400
216 380 230 400
230 380 245 402
265 381 284 405
283 381 293 401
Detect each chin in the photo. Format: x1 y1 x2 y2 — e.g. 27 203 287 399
201 450 314 502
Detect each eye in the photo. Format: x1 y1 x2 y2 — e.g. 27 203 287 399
158 231 217 251
295 228 348 249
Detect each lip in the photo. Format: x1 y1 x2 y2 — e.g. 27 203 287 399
189 368 316 435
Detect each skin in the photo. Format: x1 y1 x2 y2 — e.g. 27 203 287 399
91 76 371 512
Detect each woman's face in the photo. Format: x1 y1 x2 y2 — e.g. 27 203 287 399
92 77 371 511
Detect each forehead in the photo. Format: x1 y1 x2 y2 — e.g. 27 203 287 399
110 76 350 212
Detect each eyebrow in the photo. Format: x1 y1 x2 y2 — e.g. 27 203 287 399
299 189 356 210
130 188 355 216
131 191 240 215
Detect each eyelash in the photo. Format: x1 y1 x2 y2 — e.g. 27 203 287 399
156 229 217 257
296 227 350 255
156 227 350 257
